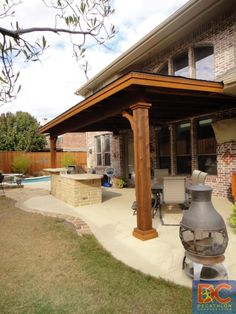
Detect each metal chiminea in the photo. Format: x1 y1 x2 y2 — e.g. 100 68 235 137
179 185 229 279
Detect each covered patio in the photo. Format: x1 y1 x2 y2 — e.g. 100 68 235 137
40 72 236 241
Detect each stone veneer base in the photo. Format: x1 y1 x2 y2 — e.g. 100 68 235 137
51 174 102 207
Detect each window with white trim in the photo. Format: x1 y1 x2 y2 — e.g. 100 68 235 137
95 134 111 166
174 52 189 77
158 46 214 80
194 46 214 80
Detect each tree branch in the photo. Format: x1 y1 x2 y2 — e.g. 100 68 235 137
0 26 93 39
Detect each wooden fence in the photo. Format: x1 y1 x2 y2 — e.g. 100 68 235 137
0 151 87 175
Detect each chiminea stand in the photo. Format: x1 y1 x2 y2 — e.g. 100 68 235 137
182 252 228 280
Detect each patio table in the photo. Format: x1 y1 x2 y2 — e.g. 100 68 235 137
3 173 23 185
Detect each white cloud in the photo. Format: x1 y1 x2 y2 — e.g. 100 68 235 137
0 0 189 122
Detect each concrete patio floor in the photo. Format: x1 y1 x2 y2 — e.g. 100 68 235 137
5 181 236 288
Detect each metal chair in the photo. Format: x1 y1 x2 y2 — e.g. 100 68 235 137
0 174 5 195
153 168 169 184
159 176 189 226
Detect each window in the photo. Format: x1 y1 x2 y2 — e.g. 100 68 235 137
96 136 102 166
158 46 215 80
194 46 214 80
174 52 189 78
197 118 216 174
95 134 111 166
176 122 191 174
158 127 171 171
104 134 111 166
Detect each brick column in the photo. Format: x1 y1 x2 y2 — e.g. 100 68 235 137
50 135 57 168
169 124 177 175
154 127 160 169
191 118 198 171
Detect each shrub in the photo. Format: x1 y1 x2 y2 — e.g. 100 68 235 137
61 153 76 167
113 176 127 188
12 155 30 174
230 203 236 231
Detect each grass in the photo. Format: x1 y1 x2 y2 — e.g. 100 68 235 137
0 196 192 314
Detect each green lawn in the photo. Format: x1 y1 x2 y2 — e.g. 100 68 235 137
0 196 192 314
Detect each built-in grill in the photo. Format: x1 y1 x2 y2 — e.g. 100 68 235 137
179 185 228 279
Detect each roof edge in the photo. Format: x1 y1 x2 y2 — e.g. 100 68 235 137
75 0 227 97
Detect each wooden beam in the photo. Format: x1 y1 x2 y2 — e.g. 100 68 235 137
40 72 225 134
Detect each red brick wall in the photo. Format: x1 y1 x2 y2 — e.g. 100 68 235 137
57 133 87 151
142 7 236 79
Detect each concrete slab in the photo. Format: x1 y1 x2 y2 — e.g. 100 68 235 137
7 183 236 288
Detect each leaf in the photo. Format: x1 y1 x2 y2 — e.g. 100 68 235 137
42 36 47 49
0 76 8 84
65 16 69 26
14 71 20 83
17 85 21 93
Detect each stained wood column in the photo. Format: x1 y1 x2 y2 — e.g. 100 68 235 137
123 103 158 240
50 135 57 168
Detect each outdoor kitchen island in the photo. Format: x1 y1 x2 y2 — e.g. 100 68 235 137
44 168 103 207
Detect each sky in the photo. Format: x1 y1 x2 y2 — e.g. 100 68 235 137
0 0 189 124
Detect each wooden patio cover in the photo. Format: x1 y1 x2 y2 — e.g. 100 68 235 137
40 71 236 240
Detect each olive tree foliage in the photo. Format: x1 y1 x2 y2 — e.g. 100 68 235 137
0 111 47 151
0 0 115 104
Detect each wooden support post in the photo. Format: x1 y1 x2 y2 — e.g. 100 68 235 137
50 135 57 168
123 103 158 241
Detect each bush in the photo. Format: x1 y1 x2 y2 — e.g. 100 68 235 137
230 203 236 231
113 176 127 188
61 153 76 167
12 155 30 174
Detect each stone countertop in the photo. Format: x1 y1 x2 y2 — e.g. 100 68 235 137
60 174 103 180
43 168 67 173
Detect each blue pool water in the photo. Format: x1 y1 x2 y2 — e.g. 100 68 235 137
22 176 51 184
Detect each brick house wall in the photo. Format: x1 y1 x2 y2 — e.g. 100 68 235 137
87 7 236 197
57 133 87 151
142 7 236 79
87 132 121 176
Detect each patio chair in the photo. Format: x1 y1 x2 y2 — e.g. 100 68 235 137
131 197 158 218
198 171 208 184
159 176 189 226
0 174 5 195
189 169 208 185
153 168 169 184
191 169 202 185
